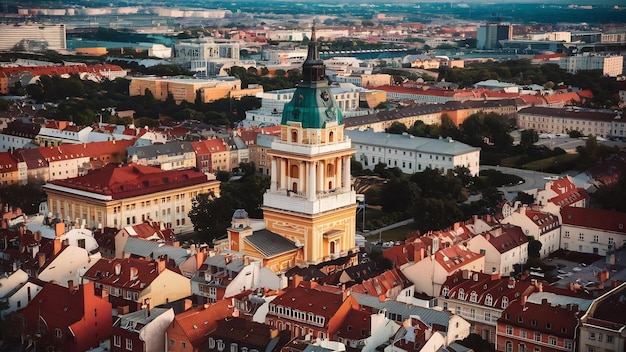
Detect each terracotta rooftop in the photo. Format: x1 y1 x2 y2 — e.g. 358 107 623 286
47 163 215 200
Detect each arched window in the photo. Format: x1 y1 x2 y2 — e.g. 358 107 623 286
502 296 509 309
458 288 465 300
328 131 334 142
470 291 478 303
291 130 298 142
327 163 334 177
442 286 450 297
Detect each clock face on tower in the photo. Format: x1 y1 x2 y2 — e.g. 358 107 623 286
325 108 335 121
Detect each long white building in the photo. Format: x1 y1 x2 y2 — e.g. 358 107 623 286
0 24 66 51
346 129 481 175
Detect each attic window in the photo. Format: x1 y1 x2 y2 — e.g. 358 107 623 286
620 224 624 229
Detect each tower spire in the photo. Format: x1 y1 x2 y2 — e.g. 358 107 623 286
302 22 324 83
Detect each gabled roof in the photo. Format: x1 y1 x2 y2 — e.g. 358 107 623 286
334 308 371 340
82 257 164 291
561 206 626 234
270 283 347 321
498 298 580 338
483 224 527 254
173 299 234 347
435 244 483 273
0 152 18 172
349 268 412 296
209 317 288 349
244 229 299 257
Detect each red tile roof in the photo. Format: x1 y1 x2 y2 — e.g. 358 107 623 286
270 283 350 321
334 308 371 340
0 152 18 172
48 163 215 200
173 299 234 347
82 257 164 290
435 244 483 273
484 225 528 254
561 206 626 234
499 298 579 339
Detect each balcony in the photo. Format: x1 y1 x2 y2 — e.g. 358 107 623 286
271 139 352 156
264 189 355 215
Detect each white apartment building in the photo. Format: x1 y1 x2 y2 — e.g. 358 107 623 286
261 48 308 65
0 23 66 51
346 129 481 176
171 38 240 73
500 206 561 258
517 106 626 139
560 207 626 255
465 224 528 275
553 54 623 77
528 31 572 42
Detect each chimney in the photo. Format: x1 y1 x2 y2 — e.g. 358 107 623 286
520 294 527 306
290 274 303 289
100 288 109 300
38 252 46 268
508 277 515 288
157 257 166 273
243 255 250 266
196 251 206 270
118 306 130 315
183 298 193 311
130 267 138 281
115 263 122 276
55 222 65 237
53 238 62 256
143 298 151 318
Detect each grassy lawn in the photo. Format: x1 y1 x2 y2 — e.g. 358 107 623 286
522 153 579 171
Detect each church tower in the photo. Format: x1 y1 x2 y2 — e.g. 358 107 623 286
262 25 358 266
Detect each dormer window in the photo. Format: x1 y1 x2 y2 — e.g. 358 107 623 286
458 289 465 300
442 286 450 297
485 294 493 306
501 296 509 309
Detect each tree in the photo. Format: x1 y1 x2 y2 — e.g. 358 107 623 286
520 129 539 148
528 236 543 258
385 121 408 134
515 191 535 205
188 191 237 242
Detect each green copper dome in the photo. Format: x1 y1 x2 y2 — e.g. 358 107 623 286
281 87 344 128
281 24 344 129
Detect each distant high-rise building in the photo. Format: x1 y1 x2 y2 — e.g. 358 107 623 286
477 23 512 50
0 23 66 51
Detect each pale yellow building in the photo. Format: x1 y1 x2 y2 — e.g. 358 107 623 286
43 164 220 233
129 76 262 103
